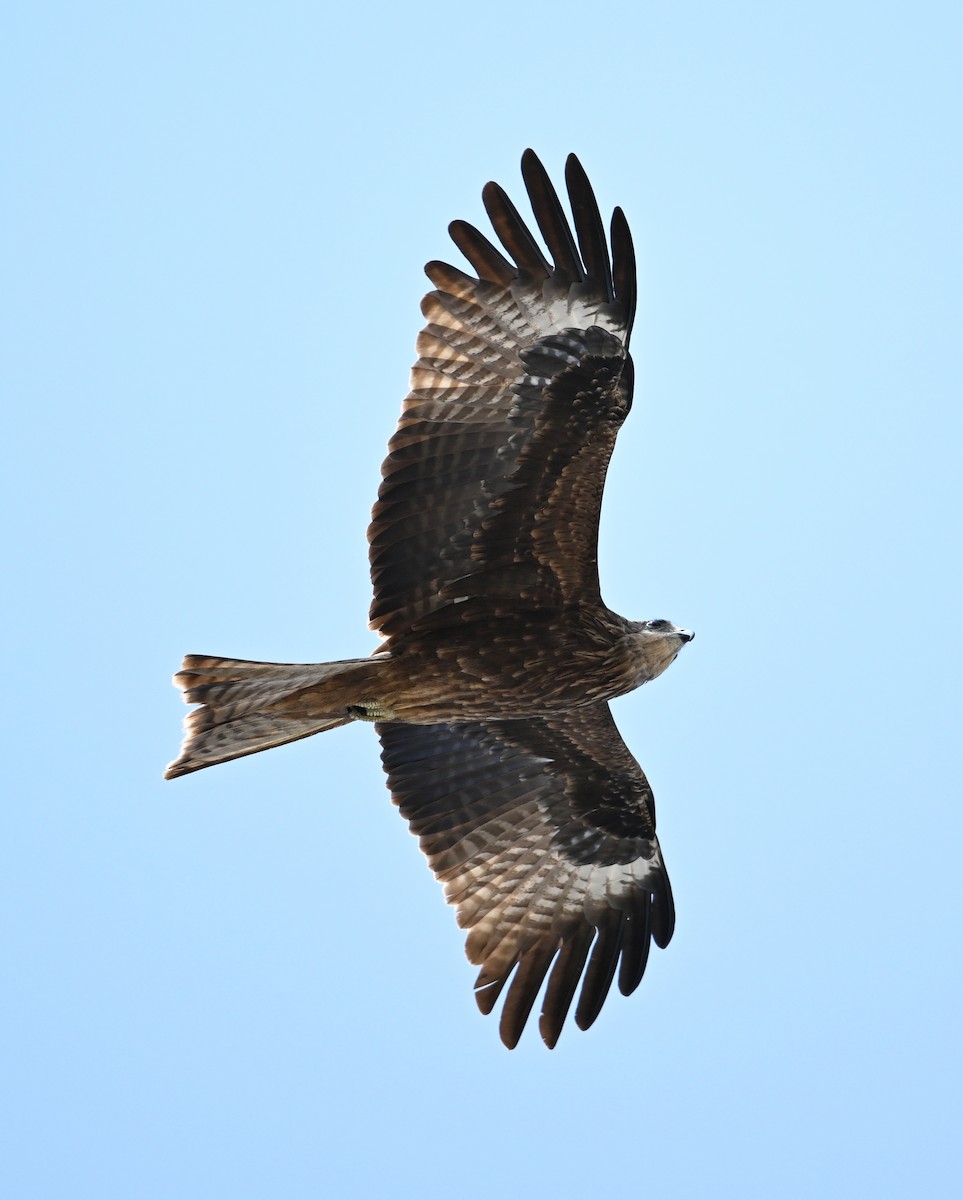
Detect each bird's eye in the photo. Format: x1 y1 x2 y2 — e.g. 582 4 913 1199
648 619 670 631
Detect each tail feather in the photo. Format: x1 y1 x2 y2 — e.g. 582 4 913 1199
165 653 389 779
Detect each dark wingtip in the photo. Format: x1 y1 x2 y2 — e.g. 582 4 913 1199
564 152 614 302
499 1021 523 1051
520 147 585 285
610 205 637 337
573 912 624 1032
651 881 676 950
482 178 550 277
448 218 516 285
480 179 506 209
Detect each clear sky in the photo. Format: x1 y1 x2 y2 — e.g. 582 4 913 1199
3 2 961 1197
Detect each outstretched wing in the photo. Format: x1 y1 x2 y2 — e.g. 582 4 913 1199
368 150 637 641
377 704 674 1048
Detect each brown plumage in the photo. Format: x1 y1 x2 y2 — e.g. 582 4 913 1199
165 150 693 1048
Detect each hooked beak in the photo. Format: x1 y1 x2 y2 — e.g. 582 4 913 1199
678 629 695 643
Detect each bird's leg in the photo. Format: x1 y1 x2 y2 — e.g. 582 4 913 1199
346 699 397 722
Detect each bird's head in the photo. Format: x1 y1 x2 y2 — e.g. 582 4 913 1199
631 618 694 682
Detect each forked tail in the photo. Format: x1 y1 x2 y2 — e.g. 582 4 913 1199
165 652 391 779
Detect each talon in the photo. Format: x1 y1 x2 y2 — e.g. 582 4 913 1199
347 700 396 722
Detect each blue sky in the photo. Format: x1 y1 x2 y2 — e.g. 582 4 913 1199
3 2 962 1196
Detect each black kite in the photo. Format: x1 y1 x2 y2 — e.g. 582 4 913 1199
166 151 693 1047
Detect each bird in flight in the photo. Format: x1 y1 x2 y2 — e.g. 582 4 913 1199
166 150 693 1048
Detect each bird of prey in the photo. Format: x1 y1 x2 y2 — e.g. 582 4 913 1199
166 150 693 1048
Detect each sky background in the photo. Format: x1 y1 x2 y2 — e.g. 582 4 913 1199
3 2 962 1196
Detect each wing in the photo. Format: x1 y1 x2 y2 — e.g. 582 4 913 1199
377 704 674 1048
368 150 637 640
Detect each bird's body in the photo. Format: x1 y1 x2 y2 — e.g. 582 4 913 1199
302 610 681 724
166 151 693 1047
